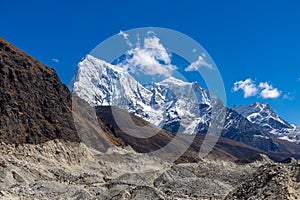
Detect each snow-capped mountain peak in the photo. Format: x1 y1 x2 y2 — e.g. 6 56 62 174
71 55 212 134
72 55 154 118
232 102 300 144
233 102 292 130
159 76 191 86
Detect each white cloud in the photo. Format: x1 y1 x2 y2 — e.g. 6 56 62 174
185 56 212 71
233 78 258 98
52 58 59 63
259 82 281 99
119 35 176 77
143 36 171 64
118 30 129 39
233 78 282 99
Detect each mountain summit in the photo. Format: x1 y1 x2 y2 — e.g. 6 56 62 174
233 102 293 130
233 102 300 144
72 55 212 135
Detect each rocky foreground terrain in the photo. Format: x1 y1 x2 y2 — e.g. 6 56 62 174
0 140 299 199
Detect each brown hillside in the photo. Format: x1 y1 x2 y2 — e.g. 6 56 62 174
0 37 80 144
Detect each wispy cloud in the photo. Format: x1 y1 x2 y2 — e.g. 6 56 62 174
233 78 281 99
118 30 129 39
185 55 212 72
52 58 59 63
283 93 295 101
118 30 132 47
233 78 258 98
259 82 281 99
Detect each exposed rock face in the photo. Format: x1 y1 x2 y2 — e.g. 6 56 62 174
0 139 277 200
0 139 168 199
0 37 80 144
225 162 300 199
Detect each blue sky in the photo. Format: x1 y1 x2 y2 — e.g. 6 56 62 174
0 0 299 125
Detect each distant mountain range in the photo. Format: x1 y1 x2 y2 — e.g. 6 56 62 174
72 55 300 154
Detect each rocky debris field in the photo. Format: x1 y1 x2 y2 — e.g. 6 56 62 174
0 140 298 199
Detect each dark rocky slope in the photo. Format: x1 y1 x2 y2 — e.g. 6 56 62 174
95 106 297 163
0 37 80 144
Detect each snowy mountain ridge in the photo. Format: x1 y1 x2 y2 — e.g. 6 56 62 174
72 55 299 145
72 55 212 134
233 102 300 144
